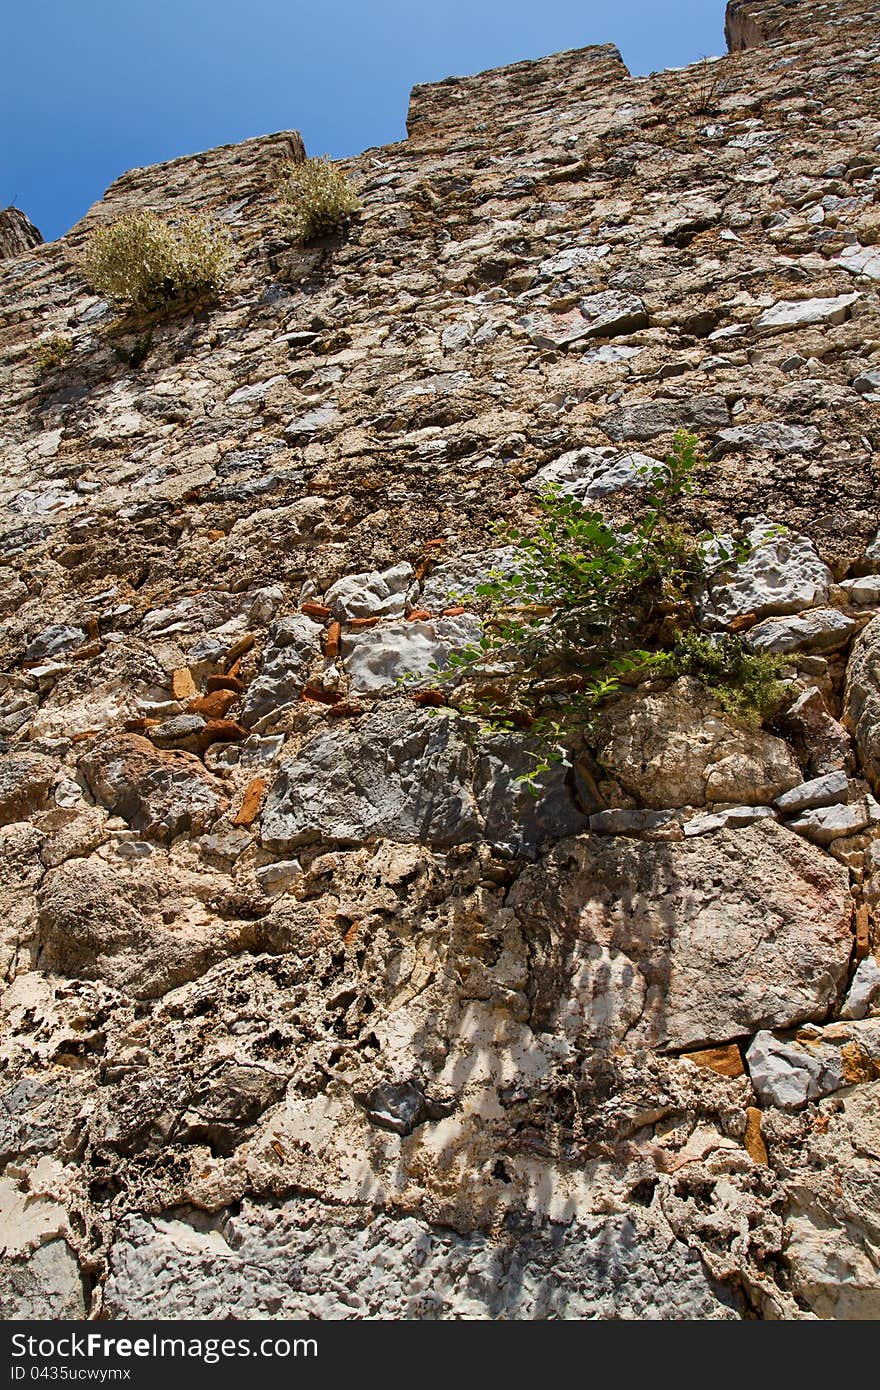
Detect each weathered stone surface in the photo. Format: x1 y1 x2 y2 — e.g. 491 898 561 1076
1 0 879 1324
595 678 800 809
775 771 849 816
836 244 880 281
104 1202 739 1319
325 563 414 620
80 734 225 842
844 616 880 793
530 446 662 500
0 753 55 826
262 710 587 856
0 206 43 260
703 519 832 626
746 1030 844 1110
35 857 246 999
342 614 482 693
840 957 880 1020
240 613 322 728
755 294 860 334
745 607 857 653
509 822 852 1050
786 800 870 846
784 1079 880 1318
840 575 880 605
600 395 728 442
716 422 822 455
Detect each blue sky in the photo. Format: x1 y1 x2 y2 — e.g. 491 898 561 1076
3 1 728 242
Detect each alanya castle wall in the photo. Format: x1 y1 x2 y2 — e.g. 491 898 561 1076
1 0 879 1319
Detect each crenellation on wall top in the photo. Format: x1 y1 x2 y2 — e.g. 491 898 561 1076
406 42 630 141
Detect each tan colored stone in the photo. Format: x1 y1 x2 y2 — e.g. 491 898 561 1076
744 1107 768 1166
683 1045 745 1078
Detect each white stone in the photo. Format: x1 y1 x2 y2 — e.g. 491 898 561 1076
775 770 849 815
745 607 857 653
755 294 860 334
836 244 880 281
325 562 415 620
702 517 831 625
530 446 663 500
745 1030 844 1110
840 957 880 1021
342 615 482 694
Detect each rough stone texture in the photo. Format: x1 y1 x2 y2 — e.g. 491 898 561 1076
509 822 852 1051
0 207 43 261
342 614 482 693
745 607 858 653
746 1030 844 1110
80 734 226 842
844 615 880 793
1 0 879 1323
702 520 832 626
595 677 801 808
104 1203 740 1320
261 709 587 855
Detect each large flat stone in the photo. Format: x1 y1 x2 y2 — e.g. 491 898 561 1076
103 1202 739 1319
509 821 852 1051
260 709 586 856
595 677 800 809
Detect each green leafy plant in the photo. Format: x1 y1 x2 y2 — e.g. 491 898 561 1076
416 431 774 766
82 211 235 314
659 630 787 726
277 156 362 244
34 333 73 373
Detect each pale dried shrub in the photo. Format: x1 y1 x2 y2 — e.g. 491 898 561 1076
82 211 235 314
34 334 74 373
277 156 362 243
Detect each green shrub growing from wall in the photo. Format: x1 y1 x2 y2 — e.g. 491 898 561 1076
277 156 362 243
427 432 787 768
82 211 235 314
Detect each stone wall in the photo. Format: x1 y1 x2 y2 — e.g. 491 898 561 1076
1 0 879 1320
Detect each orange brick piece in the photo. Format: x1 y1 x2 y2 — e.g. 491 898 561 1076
744 1107 769 1166
171 668 197 700
301 602 332 620
406 609 432 622
206 674 245 693
187 689 238 719
682 1044 744 1079
855 904 870 959
325 622 341 659
233 778 266 827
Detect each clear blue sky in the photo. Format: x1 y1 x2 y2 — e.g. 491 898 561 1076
3 1 728 242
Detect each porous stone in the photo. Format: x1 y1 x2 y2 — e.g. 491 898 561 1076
595 678 800 809
104 1202 740 1320
703 519 832 626
0 754 55 826
80 734 226 842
